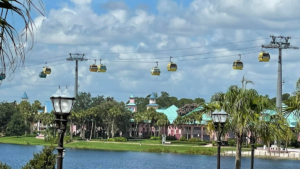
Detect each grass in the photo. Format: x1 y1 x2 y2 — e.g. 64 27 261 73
0 136 250 155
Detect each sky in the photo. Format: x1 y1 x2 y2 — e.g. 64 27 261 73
1 0 300 105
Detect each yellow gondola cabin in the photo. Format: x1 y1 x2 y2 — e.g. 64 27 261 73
167 56 177 71
258 52 270 62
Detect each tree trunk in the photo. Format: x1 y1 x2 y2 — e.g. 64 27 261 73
80 125 83 139
159 126 161 136
235 136 242 169
90 121 94 140
267 141 271 153
25 120 27 137
112 120 114 138
93 121 96 139
135 123 138 137
70 119 73 140
30 122 33 135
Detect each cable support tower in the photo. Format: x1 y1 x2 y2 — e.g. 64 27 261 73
262 35 299 112
66 53 87 99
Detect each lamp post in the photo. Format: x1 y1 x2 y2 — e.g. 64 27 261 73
212 109 228 169
250 130 255 169
50 86 75 169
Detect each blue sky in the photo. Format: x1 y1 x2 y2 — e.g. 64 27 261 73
1 0 300 106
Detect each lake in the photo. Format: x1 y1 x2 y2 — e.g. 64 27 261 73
0 144 298 169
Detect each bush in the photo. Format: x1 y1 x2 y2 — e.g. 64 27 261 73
186 148 215 155
290 137 300 148
22 146 56 169
108 137 127 142
179 136 187 141
150 136 160 140
212 141 217 146
144 148 172 153
0 162 11 169
64 136 72 144
22 134 36 137
188 138 202 142
197 142 207 146
228 140 236 146
166 136 177 140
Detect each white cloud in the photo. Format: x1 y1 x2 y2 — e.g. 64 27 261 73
1 0 300 105
70 0 92 5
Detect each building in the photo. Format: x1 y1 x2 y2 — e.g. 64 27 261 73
127 93 213 140
126 93 299 142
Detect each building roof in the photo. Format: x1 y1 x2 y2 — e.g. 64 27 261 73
127 103 137 106
21 92 28 99
157 105 178 124
147 104 159 106
149 93 157 99
129 94 135 98
45 101 53 113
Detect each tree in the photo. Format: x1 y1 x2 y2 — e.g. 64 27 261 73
108 105 122 138
18 101 32 136
176 103 198 116
0 162 11 169
0 102 18 133
6 111 26 137
30 100 42 134
22 146 56 169
0 0 44 79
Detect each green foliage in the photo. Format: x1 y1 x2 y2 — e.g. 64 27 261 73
6 112 27 137
22 134 36 137
185 148 215 155
0 162 11 169
290 136 300 148
166 136 177 140
228 139 236 146
187 138 202 142
144 148 172 153
150 136 160 140
107 137 127 142
179 136 186 141
0 102 18 134
64 136 72 144
22 146 56 169
212 141 217 146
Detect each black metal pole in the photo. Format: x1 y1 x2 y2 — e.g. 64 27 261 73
54 113 62 169
56 114 69 169
215 124 221 169
251 131 254 169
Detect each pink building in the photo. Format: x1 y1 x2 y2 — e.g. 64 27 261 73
126 93 224 141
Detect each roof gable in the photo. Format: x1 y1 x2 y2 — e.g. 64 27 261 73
21 92 28 99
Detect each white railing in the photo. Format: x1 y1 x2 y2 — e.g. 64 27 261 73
223 150 300 159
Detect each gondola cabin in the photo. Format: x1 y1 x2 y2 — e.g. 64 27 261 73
167 62 177 71
258 52 270 62
43 67 51 74
232 60 243 70
98 64 107 73
39 72 47 78
89 64 98 72
151 67 161 76
0 73 5 80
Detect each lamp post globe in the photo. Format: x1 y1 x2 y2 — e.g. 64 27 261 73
212 109 228 124
50 87 75 114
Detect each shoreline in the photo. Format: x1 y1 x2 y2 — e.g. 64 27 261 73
3 136 299 160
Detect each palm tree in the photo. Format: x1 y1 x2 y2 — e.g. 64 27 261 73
0 0 44 78
108 105 122 138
